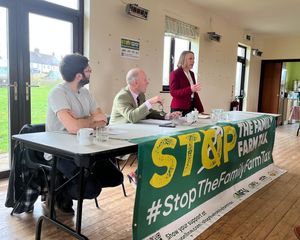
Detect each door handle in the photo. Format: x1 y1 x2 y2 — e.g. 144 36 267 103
0 82 18 101
25 82 40 101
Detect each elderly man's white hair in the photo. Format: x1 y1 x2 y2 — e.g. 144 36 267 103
126 68 142 85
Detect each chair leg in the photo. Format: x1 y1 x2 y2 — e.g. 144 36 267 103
297 123 300 136
129 154 137 167
11 174 35 215
119 157 130 172
121 182 127 197
94 197 100 208
115 158 127 197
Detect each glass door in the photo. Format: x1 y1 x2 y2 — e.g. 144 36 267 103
0 6 10 174
0 0 83 178
29 13 72 123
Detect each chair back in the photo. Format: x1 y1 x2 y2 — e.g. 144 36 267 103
17 124 49 168
19 123 45 134
5 124 49 213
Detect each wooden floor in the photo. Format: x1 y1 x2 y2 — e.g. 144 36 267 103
1 123 300 240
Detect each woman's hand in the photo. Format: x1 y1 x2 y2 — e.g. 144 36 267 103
191 83 201 92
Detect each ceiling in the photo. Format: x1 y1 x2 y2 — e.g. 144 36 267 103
188 0 300 37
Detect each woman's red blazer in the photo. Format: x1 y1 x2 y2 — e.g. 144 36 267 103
169 67 204 113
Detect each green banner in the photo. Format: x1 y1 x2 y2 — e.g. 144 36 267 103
132 115 276 240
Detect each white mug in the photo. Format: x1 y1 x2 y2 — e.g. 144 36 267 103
77 128 94 146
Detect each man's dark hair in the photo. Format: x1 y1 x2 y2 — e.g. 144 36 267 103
59 53 89 82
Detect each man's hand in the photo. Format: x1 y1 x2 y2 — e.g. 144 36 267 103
169 111 182 120
165 111 182 120
67 110 77 118
90 111 107 128
92 112 107 123
191 83 202 92
148 96 164 105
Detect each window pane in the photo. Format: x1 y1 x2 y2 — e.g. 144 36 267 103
237 46 245 58
174 38 190 68
162 36 171 86
29 13 73 124
0 6 9 171
235 62 242 96
42 0 78 10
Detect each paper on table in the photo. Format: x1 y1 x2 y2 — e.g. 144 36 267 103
198 114 210 119
109 129 127 135
138 119 173 125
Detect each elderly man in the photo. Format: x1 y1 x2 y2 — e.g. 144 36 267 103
109 68 181 185
46 53 123 214
110 67 181 124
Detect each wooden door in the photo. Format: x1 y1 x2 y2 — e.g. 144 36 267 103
258 61 282 114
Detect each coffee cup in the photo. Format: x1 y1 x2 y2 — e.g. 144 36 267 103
77 128 94 146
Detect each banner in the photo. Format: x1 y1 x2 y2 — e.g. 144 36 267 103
132 115 285 240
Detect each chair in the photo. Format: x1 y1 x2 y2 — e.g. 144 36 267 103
8 124 103 213
112 157 128 197
115 154 138 194
8 123 51 215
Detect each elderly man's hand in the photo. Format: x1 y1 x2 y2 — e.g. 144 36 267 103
148 96 164 105
169 111 182 119
165 111 182 120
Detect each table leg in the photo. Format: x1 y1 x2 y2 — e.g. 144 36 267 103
76 167 86 234
49 157 57 219
35 216 44 240
35 158 89 239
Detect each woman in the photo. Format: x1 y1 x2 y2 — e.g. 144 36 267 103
170 51 204 116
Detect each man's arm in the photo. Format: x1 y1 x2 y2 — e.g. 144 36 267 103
57 108 107 134
117 101 149 123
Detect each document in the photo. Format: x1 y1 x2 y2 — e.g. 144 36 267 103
198 114 210 119
138 119 173 125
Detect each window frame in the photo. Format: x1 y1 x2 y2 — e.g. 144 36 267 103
162 36 191 92
235 44 247 110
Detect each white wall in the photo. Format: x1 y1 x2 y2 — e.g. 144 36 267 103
85 0 263 114
262 35 300 60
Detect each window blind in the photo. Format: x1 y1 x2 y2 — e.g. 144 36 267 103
165 16 199 40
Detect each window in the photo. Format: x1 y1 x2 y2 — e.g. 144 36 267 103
162 16 199 91
235 45 247 110
162 36 191 91
41 0 79 10
0 0 83 177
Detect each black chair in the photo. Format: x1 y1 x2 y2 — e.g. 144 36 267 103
111 157 128 197
111 155 139 197
8 123 51 215
7 122 127 212
8 124 102 213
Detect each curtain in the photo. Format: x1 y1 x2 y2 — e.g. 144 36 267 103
165 16 199 40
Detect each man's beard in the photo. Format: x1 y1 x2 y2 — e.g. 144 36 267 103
78 75 90 89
